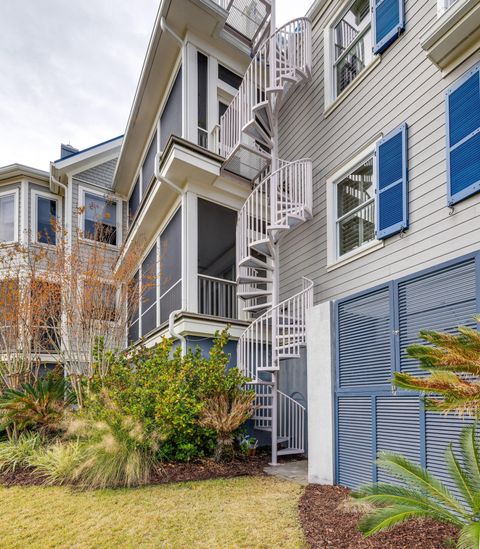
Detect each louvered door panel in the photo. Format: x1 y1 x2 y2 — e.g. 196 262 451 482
338 287 392 388
398 259 477 377
375 396 421 482
337 396 372 489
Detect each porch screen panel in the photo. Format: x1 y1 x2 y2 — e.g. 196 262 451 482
142 134 157 195
141 244 157 336
398 258 477 377
337 287 392 388
128 271 139 344
160 67 182 151
160 208 182 324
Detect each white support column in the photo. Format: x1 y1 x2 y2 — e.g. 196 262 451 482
184 42 197 144
182 191 198 313
20 179 29 245
306 300 335 484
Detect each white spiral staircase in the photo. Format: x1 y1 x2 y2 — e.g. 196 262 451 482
220 5 313 464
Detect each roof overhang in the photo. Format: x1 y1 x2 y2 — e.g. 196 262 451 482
0 164 49 184
112 0 251 196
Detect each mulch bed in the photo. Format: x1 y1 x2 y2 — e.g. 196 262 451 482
151 454 269 484
0 454 270 488
299 485 459 549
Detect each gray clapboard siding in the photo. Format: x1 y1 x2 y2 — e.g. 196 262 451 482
278 0 480 304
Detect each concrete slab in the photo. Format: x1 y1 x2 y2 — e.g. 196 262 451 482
264 460 308 485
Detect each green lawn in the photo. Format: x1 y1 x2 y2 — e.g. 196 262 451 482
0 476 305 548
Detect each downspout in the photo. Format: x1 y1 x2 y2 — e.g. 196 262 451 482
169 309 187 355
49 162 67 193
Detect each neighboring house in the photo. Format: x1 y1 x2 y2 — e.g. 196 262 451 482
0 137 124 372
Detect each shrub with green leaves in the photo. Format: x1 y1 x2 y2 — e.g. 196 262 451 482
99 329 250 461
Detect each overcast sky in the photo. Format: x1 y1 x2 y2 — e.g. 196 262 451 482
0 0 313 170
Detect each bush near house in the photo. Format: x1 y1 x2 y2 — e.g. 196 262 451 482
0 329 255 488
354 321 480 549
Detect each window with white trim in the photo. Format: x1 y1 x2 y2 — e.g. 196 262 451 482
34 192 60 245
81 190 119 246
330 0 373 99
335 157 375 257
0 192 16 243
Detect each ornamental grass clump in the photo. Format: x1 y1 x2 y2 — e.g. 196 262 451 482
199 392 255 462
0 432 43 474
28 440 85 485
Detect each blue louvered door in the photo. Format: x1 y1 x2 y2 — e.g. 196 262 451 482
335 254 479 489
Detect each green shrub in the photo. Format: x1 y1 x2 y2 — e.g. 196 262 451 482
28 440 85 485
0 432 43 474
0 377 75 438
98 329 250 461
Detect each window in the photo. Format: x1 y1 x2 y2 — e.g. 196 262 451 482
218 64 242 90
36 195 58 245
83 191 118 246
335 157 375 257
333 0 372 97
197 52 209 148
0 192 16 243
84 282 117 322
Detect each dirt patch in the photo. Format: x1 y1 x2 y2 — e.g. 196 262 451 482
299 484 458 549
0 468 46 487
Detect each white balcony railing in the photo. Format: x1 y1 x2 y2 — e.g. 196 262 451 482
198 274 237 319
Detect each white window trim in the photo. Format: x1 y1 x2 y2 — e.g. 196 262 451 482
31 189 62 246
324 0 378 110
78 185 122 248
327 141 383 269
0 188 19 244
437 0 458 16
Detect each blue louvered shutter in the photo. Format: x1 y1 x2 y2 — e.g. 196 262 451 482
446 65 480 205
372 0 405 54
375 123 408 239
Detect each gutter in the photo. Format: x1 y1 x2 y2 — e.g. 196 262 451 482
154 151 184 194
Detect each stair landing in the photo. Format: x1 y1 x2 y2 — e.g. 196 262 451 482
264 460 308 485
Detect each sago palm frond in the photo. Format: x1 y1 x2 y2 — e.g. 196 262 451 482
374 451 468 516
354 425 480 548
458 522 480 549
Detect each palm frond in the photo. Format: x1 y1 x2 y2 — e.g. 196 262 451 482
445 442 475 511
458 522 480 549
460 424 480 493
375 452 469 517
352 482 463 526
358 505 448 537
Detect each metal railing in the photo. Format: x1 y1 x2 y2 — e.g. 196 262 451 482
278 390 305 453
198 274 237 319
236 159 312 270
237 277 313 381
220 18 312 159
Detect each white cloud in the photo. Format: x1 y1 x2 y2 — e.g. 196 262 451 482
0 0 313 170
